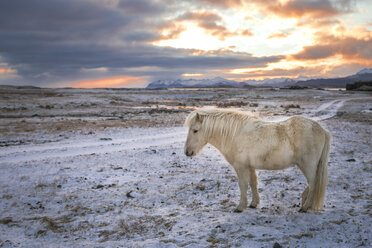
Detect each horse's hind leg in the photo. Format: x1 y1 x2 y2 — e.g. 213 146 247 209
249 168 260 208
297 161 317 212
301 186 309 207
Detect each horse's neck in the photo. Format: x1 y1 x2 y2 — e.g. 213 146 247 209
208 132 236 165
206 122 235 158
206 117 258 163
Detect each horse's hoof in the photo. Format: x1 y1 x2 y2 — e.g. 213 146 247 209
249 204 257 209
298 208 307 213
233 208 243 213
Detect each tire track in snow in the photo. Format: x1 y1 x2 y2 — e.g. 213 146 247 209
0 128 187 164
1 129 186 155
311 97 371 121
264 100 346 122
310 99 346 121
266 97 370 122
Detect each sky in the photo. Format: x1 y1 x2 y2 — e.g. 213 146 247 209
0 0 371 88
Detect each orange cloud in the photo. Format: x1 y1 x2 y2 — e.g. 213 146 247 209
252 0 351 19
225 63 330 81
156 22 187 41
178 10 223 23
225 51 368 80
177 11 234 40
289 33 372 66
239 29 254 37
266 1 339 18
0 67 15 74
196 0 352 19
234 66 325 78
267 32 289 39
157 10 254 42
230 59 370 80
296 18 340 28
71 76 147 88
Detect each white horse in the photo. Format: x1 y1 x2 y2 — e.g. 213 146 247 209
184 108 331 212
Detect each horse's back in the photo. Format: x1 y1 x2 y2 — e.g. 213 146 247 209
284 116 329 162
286 115 328 139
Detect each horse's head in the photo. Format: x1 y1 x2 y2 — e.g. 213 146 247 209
184 112 207 157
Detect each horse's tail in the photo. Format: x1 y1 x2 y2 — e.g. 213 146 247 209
312 130 331 211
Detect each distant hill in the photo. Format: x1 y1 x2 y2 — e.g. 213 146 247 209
243 77 297 87
296 71 372 88
0 85 41 89
145 68 372 89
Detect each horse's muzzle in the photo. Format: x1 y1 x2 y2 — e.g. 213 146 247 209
185 150 194 157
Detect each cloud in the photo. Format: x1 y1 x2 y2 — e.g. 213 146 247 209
156 23 187 41
0 0 129 82
296 18 341 28
248 0 355 19
0 0 262 86
290 32 372 65
0 0 368 86
224 63 331 80
0 0 275 86
240 29 254 37
0 0 127 37
194 0 355 18
262 0 350 18
267 33 290 39
178 10 223 22
175 11 253 40
326 62 369 77
117 0 167 15
291 45 335 60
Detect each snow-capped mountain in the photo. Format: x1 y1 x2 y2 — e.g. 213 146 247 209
356 68 372 75
147 77 246 88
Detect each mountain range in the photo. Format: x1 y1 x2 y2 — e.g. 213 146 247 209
147 77 246 88
147 68 372 88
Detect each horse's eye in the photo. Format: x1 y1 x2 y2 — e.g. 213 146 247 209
193 130 198 133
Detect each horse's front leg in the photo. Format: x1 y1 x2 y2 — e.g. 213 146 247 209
234 167 248 212
249 168 260 208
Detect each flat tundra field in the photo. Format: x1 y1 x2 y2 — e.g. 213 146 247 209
0 87 371 247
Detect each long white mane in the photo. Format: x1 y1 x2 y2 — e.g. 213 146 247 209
185 108 258 140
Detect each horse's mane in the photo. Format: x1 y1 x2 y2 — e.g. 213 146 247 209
185 108 258 140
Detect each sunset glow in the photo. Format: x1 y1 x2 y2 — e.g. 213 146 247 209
0 0 371 87
0 67 15 74
71 76 147 88
182 73 204 77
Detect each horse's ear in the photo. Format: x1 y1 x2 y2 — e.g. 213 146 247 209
195 113 202 122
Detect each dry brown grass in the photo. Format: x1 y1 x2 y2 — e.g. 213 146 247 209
0 217 13 225
97 215 175 242
280 104 301 109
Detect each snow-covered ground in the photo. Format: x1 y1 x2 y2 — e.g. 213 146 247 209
0 87 371 247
